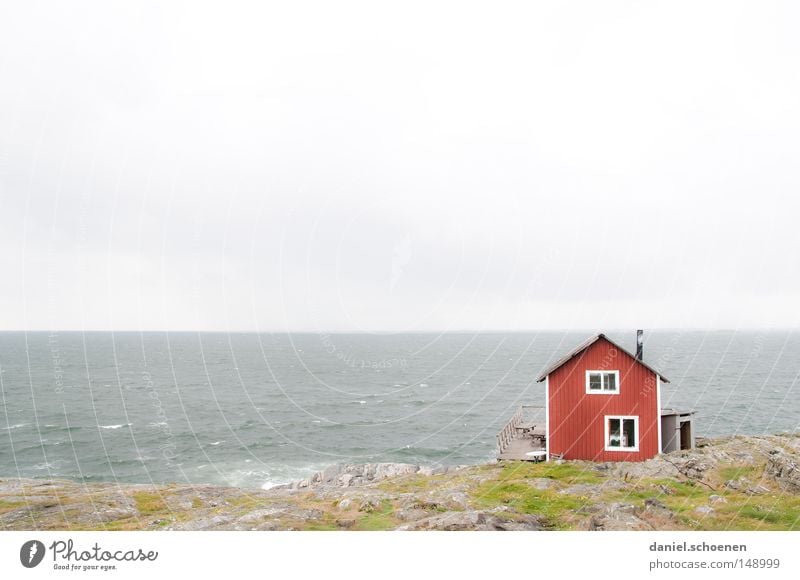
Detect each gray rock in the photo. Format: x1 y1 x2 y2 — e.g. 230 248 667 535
358 499 380 513
418 466 448 476
644 498 667 510
396 508 430 522
447 492 469 509
766 448 800 492
174 515 234 531
290 463 422 489
526 478 555 490
725 477 749 491
559 483 599 497
236 507 286 525
320 464 341 484
399 510 542 531
587 503 652 531
745 484 770 495
724 477 767 495
639 498 675 522
612 458 680 480
677 459 711 480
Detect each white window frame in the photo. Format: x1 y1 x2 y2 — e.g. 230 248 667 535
585 370 620 394
604 415 639 452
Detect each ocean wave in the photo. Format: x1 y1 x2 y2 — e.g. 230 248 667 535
201 461 332 490
32 461 59 470
41 424 82 433
99 423 132 430
105 456 153 466
403 400 426 407
394 446 457 460
1 423 27 430
15 440 69 452
242 439 278 451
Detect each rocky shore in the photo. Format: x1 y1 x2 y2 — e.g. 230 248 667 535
2 434 799 531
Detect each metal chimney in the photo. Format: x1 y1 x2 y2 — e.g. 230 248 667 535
636 329 643 361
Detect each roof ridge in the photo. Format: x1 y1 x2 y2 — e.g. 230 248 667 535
535 333 670 383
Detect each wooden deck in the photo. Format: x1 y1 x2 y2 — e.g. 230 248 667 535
496 405 547 461
498 434 546 460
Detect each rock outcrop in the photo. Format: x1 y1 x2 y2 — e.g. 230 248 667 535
2 434 799 531
283 463 467 489
766 448 800 492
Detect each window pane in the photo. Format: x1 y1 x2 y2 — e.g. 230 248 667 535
623 418 636 448
603 373 616 391
608 418 620 447
589 373 602 390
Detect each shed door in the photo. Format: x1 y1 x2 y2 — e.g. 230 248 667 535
679 421 692 450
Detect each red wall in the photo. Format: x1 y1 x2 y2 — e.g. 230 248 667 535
548 337 659 461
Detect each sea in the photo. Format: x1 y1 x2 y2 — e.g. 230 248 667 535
1 331 798 490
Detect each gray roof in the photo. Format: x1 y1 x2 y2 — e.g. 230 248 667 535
535 333 670 383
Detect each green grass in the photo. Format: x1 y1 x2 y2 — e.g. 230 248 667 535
696 496 800 531
718 465 763 483
466 461 608 528
600 475 800 531
0 500 26 515
495 461 603 484
132 491 169 516
354 500 397 531
95 519 141 531
600 477 718 522
304 521 340 531
646 478 710 500
470 481 583 528
377 475 435 493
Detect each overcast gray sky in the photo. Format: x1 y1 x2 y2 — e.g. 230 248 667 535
1 1 799 332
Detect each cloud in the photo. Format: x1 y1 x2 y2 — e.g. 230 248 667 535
2 1 799 330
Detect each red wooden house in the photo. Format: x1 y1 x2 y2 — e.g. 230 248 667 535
496 331 694 462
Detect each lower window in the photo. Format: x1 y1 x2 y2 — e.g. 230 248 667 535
605 416 639 451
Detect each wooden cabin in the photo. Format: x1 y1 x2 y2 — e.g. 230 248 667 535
497 331 695 462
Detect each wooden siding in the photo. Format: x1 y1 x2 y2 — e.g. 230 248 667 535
547 336 659 461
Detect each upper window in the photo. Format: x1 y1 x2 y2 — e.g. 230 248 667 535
605 416 639 451
585 370 619 394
